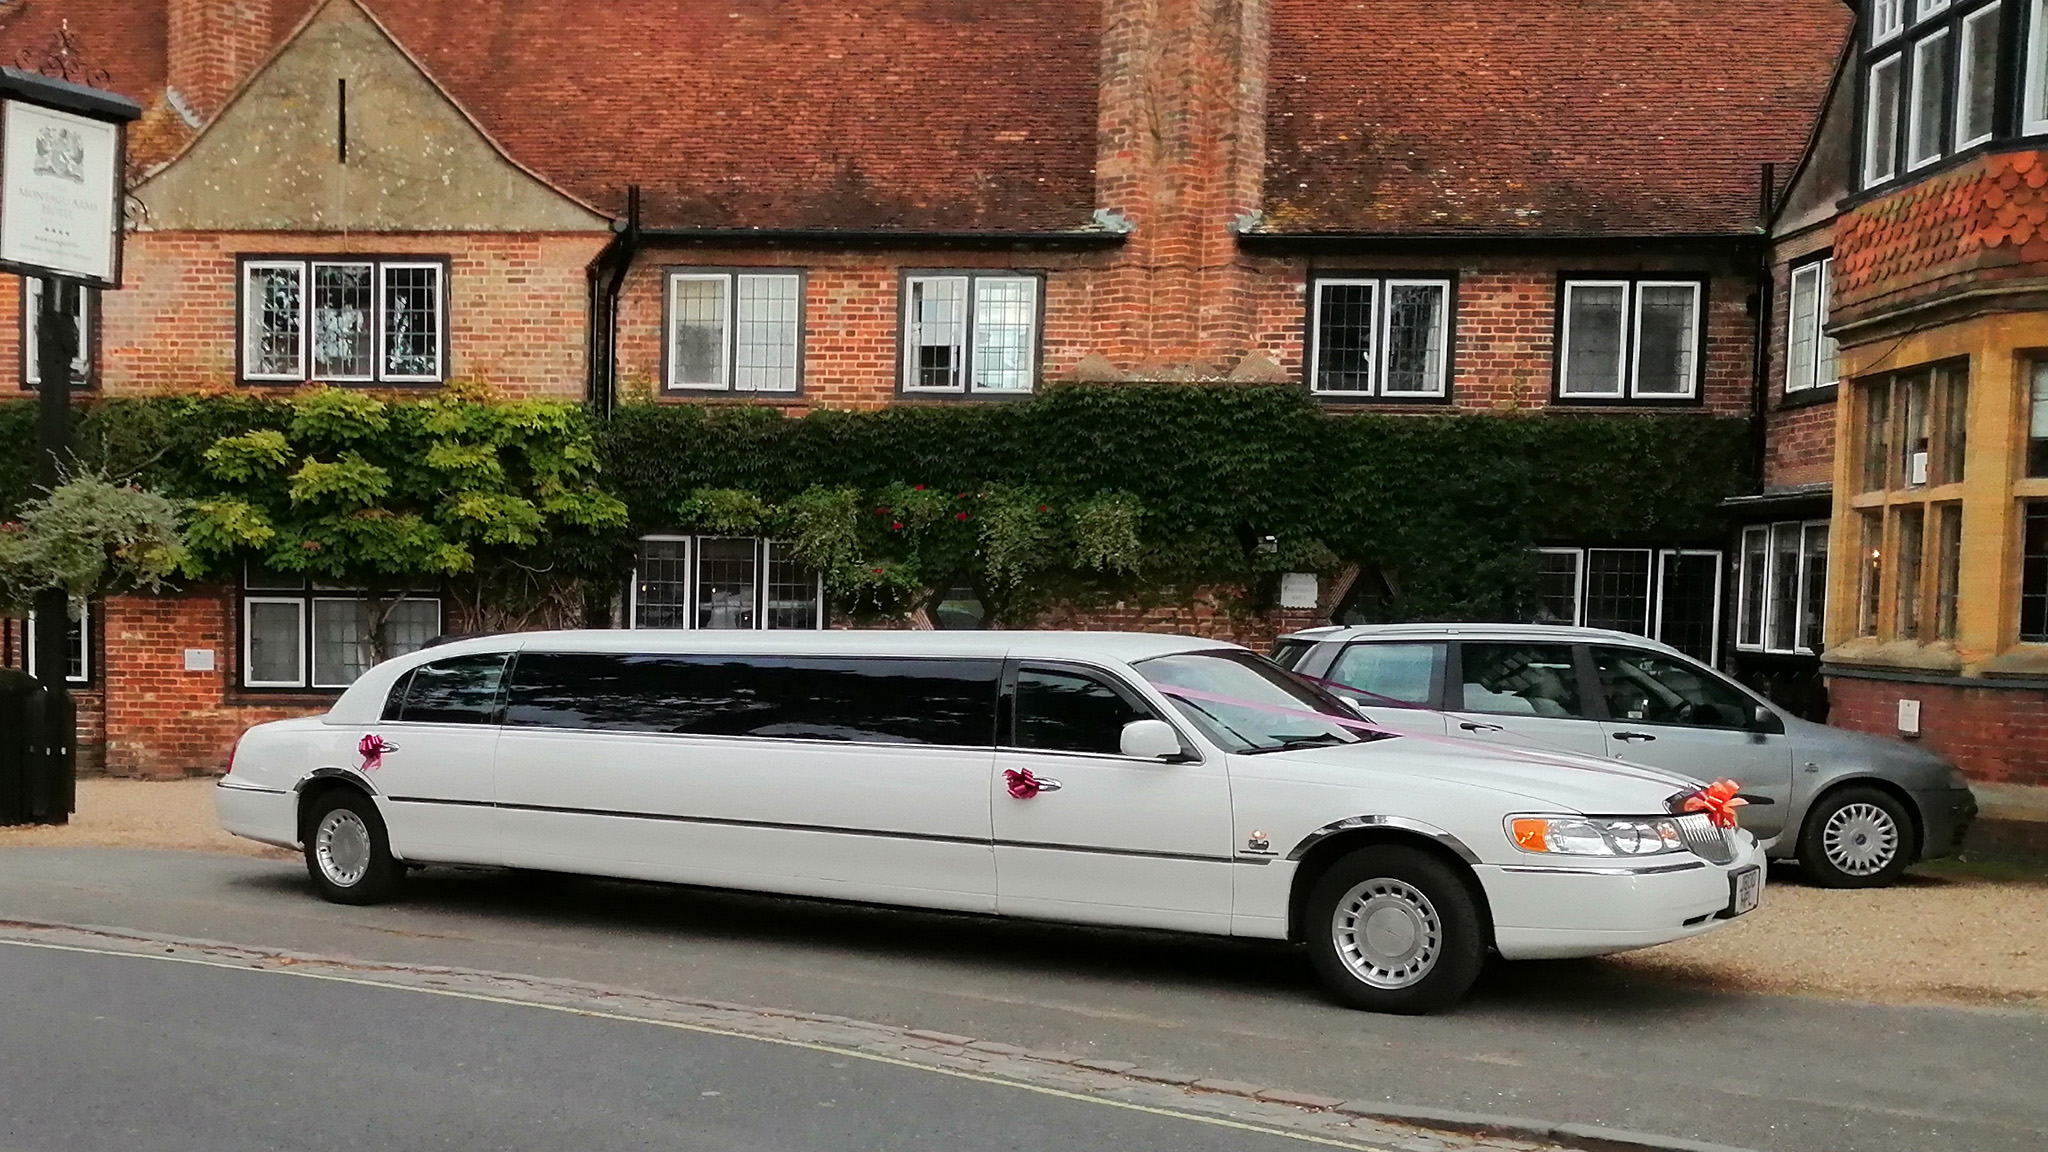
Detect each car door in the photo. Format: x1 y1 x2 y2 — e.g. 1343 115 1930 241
369 651 508 864
1445 640 1609 757
493 650 1000 912
991 661 1234 934
1318 641 1450 737
1589 645 1794 838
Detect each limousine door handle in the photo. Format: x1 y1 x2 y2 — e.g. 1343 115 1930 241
1612 731 1658 743
1458 721 1504 733
1033 777 1063 793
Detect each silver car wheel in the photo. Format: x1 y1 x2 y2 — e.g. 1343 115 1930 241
1331 877 1442 989
315 808 373 888
1822 802 1900 877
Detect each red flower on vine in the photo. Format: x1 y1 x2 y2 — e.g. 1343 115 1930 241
956 512 968 521
1038 505 1049 513
891 521 903 530
872 567 885 575
914 484 925 491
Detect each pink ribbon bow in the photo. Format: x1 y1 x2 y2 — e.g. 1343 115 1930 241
1003 768 1042 799
358 734 395 772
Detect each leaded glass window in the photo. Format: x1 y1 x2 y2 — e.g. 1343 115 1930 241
381 263 442 380
239 257 445 384
902 273 1041 394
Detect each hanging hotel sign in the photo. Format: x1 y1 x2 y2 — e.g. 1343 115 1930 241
0 67 139 289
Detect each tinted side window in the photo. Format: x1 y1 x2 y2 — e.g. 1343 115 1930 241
1270 640 1313 671
1328 642 1442 706
1455 643 1588 719
381 669 415 721
503 653 999 746
1593 647 1754 729
396 654 509 725
1013 667 1148 755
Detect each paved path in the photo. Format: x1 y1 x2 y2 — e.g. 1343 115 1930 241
3 846 2043 1152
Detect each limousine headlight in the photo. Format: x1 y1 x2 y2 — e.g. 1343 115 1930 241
1508 815 1686 857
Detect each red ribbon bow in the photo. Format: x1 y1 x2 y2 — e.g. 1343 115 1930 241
358 734 395 772
1682 778 1748 829
1003 768 1041 800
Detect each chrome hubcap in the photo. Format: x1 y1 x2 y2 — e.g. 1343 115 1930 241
1822 802 1899 876
315 809 372 887
1332 878 1441 989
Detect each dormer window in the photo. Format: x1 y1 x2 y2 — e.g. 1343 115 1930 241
1863 0 2004 188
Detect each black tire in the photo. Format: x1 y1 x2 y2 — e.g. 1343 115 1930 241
1304 845 1486 1014
302 788 405 905
1799 785 1915 889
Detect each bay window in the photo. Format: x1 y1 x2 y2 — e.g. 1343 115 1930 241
240 256 446 384
1308 275 1453 398
631 536 823 630
1556 277 1703 401
1865 0 2004 186
665 269 803 393
901 272 1040 395
1865 52 1905 185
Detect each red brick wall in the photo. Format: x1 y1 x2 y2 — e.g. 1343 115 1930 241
1764 402 1836 488
169 0 273 121
0 231 609 399
101 589 327 779
1039 594 1324 653
1827 674 2048 788
1833 148 2048 326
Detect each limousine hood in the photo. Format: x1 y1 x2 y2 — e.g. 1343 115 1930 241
1274 733 1705 815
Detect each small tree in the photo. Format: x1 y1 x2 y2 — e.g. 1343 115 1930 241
0 470 187 617
184 384 626 660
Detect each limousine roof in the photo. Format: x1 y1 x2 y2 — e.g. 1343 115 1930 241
430 629 1246 663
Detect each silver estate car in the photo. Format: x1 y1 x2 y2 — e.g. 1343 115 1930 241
1273 623 1978 888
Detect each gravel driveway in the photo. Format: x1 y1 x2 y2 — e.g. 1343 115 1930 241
7 778 2043 1010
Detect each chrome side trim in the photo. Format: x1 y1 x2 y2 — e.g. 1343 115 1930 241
1497 861 1708 876
1284 815 1482 865
294 766 379 796
215 779 289 795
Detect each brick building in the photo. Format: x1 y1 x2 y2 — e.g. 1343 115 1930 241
0 0 1851 776
1739 0 2048 788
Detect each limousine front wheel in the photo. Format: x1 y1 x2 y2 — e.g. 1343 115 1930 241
304 790 404 905
1305 846 1484 1014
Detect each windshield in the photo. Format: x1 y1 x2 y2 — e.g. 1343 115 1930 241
1133 649 1388 754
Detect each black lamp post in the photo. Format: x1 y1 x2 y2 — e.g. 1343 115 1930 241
0 68 137 825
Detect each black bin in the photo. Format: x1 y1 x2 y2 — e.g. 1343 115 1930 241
0 668 73 826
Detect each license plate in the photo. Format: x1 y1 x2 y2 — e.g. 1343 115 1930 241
1725 865 1762 917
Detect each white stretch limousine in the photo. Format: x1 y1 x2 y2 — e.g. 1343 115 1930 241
217 631 1764 1012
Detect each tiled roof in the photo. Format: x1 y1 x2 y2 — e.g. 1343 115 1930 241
364 0 1104 231
1263 0 1854 237
0 0 176 166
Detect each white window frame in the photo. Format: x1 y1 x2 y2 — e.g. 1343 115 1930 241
1785 258 1839 393
1907 28 1954 171
306 595 443 690
1558 280 1631 399
377 261 446 384
900 273 1040 395
1735 518 1831 655
1874 0 1907 44
22 279 91 387
2029 0 2048 133
1379 279 1452 397
1536 546 1586 625
308 260 377 384
241 596 309 689
1866 53 1906 186
1916 0 1953 19
665 273 734 391
629 535 825 631
1957 3 2001 149
1654 548 1725 668
22 599 89 684
1628 281 1703 400
242 260 307 383
1308 278 1379 396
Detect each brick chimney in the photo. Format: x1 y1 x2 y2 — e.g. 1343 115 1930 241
1094 0 1270 379
167 0 272 124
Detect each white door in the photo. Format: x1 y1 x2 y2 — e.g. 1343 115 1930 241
1445 640 1609 757
1319 640 1450 737
493 651 999 912
992 663 1234 934
1589 645 1795 838
369 651 508 864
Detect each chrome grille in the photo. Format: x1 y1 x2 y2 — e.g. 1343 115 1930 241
1675 812 1735 864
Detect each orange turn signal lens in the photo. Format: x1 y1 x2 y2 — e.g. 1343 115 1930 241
1511 818 1550 852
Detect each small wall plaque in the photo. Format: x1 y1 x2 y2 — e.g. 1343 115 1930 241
183 648 215 672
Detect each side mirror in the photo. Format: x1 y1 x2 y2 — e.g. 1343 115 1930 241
1120 718 1184 760
1751 704 1785 735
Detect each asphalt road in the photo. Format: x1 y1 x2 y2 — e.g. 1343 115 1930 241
0 943 1344 1152
2 846 2043 1152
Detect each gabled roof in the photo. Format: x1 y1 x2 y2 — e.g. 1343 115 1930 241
1262 0 1854 237
365 0 1104 231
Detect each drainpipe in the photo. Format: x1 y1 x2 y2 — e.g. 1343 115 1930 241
1751 162 1776 493
586 184 641 418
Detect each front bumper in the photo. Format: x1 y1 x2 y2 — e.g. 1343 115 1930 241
215 779 300 851
1482 833 1767 960
1912 785 1978 862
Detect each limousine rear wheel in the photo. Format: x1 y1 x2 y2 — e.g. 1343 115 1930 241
1305 846 1484 1014
304 790 403 905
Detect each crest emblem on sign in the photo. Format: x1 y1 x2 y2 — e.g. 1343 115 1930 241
33 125 86 184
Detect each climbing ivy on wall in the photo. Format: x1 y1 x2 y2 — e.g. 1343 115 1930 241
0 384 1753 624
